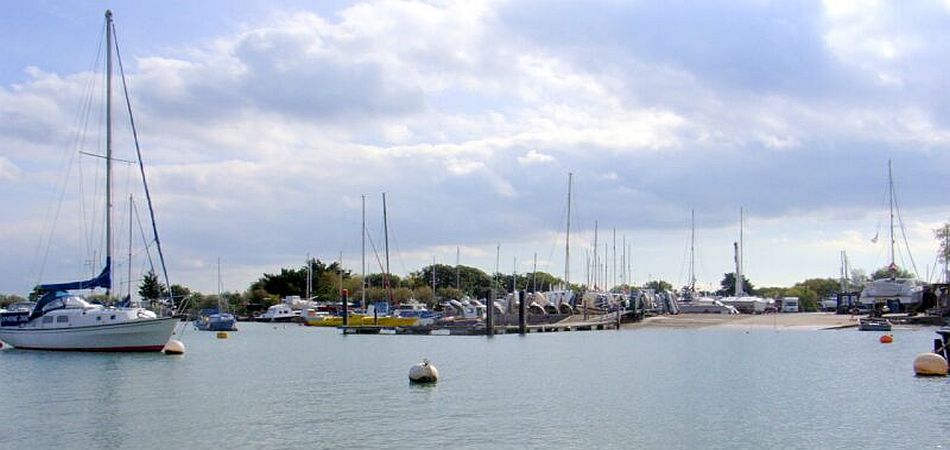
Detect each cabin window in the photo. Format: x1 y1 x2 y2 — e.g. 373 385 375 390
56 315 69 323
110 315 116 320
42 316 54 324
97 316 102 321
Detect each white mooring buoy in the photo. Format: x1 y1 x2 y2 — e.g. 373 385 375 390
913 352 948 376
163 339 186 355
409 359 439 384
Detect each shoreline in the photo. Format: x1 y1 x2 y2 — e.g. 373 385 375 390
621 312 862 330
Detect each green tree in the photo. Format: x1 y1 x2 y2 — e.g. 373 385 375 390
757 286 788 299
412 286 435 305
252 258 350 301
870 265 914 280
363 273 402 292
795 278 839 300
28 286 45 301
525 272 562 292
936 223 950 276
138 270 166 301
717 273 755 296
392 287 413 303
436 287 463 301
785 286 819 312
0 294 26 308
643 280 673 292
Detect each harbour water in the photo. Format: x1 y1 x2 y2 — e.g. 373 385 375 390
2 322 949 449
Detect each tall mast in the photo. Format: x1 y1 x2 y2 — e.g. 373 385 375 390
593 220 599 290
689 209 696 293
382 192 392 304
622 235 626 287
841 250 848 292
126 194 133 300
217 257 223 310
735 208 744 296
888 160 896 269
105 10 114 297
512 257 517 293
305 252 311 299
455 246 460 290
944 225 950 283
612 227 616 289
361 194 366 309
532 252 538 292
565 172 572 288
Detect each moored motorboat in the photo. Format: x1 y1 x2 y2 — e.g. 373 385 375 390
858 316 892 331
195 259 238 332
255 303 298 322
195 310 238 332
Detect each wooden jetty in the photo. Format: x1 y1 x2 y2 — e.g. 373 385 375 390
340 313 622 336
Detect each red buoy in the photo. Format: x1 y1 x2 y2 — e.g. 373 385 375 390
880 334 894 344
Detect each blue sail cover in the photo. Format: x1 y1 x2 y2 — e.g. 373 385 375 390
29 290 69 321
38 258 111 292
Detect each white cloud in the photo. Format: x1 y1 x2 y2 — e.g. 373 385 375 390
2 1 950 294
517 149 554 165
0 156 21 181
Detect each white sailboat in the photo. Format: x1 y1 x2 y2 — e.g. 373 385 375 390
859 161 923 313
719 208 771 314
0 11 179 351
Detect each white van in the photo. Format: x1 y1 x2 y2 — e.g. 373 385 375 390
782 297 800 313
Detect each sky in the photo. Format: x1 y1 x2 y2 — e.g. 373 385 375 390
1 0 949 297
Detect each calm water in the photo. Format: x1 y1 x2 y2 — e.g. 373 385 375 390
2 321 949 449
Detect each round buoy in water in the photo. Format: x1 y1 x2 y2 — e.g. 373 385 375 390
880 334 893 344
409 359 439 384
216 331 229 339
163 339 186 355
913 353 948 376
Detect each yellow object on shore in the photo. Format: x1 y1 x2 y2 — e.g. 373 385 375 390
302 314 417 327
216 332 228 339
913 353 948 376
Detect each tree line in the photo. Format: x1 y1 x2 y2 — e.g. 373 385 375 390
4 221 947 315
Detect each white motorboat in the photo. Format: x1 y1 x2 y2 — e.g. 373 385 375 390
255 303 298 322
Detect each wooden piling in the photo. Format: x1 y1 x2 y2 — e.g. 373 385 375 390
519 290 527 335
342 289 349 327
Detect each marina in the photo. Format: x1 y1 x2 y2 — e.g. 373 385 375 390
2 4 950 450
2 320 950 449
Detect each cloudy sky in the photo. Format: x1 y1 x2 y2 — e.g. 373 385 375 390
2 0 949 296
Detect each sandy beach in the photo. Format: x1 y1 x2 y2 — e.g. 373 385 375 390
622 312 861 330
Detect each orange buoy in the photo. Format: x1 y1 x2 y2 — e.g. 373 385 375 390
880 334 894 344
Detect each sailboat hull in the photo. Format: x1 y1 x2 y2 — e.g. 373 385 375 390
0 317 179 352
